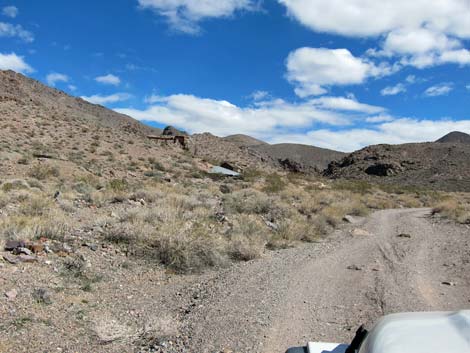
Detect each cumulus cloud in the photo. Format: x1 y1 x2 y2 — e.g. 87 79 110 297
46 73 69 86
381 83 406 96
279 0 470 69
2 6 18 18
0 22 34 42
278 0 470 38
424 83 453 97
0 52 33 73
81 93 132 105
250 90 269 101
115 94 364 136
114 92 392 140
95 74 121 86
309 96 384 114
138 0 256 34
269 119 470 152
286 47 394 97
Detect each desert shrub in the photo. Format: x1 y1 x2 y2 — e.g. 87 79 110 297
108 178 129 192
223 189 272 215
262 173 287 193
153 232 225 273
28 164 60 180
19 197 52 217
1 179 29 192
433 198 470 224
396 194 422 208
36 221 70 241
104 224 138 245
229 215 267 261
241 168 263 182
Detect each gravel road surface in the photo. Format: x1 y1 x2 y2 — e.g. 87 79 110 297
182 209 470 353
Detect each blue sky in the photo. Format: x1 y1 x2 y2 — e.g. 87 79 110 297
1 0 470 151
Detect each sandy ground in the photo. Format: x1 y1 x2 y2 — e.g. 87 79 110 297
183 209 470 353
1 209 469 353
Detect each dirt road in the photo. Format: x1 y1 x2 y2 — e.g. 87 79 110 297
183 209 470 353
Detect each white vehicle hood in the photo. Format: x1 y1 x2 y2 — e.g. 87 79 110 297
307 342 348 353
359 310 470 353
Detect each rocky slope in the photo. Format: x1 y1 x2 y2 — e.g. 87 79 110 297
436 131 470 144
325 141 470 191
251 143 346 173
222 134 268 147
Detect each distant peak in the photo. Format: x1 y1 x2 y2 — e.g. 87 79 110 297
436 131 470 144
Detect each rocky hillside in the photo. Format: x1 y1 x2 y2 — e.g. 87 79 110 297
251 143 346 173
0 70 161 136
325 140 470 191
436 131 470 144
190 133 275 171
223 134 268 147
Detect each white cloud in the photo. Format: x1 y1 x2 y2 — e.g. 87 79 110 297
279 1 470 69
269 119 470 152
250 90 269 101
439 49 470 65
0 22 34 42
68 85 77 92
309 96 384 114
81 93 132 105
424 83 453 97
116 94 360 136
95 74 121 86
46 73 69 86
138 0 256 34
383 28 460 56
2 6 18 18
405 75 416 84
365 115 395 123
278 0 470 39
0 52 33 73
381 83 406 96
115 92 392 141
286 47 391 97
466 85 470 91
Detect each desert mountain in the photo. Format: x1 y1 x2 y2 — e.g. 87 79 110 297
250 143 346 173
0 70 274 177
325 140 470 191
223 134 268 147
0 70 161 136
436 131 470 144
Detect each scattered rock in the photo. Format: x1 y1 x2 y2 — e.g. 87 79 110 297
265 220 279 231
4 240 26 251
219 184 231 194
13 247 33 256
347 265 363 271
18 254 37 263
351 228 371 237
29 243 45 254
397 233 412 238
441 281 456 286
343 215 356 223
3 254 19 264
33 288 53 305
83 243 98 252
5 289 17 301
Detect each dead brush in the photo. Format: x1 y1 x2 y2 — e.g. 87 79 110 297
432 197 470 224
229 215 268 261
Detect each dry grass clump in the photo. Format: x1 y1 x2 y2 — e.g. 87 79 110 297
229 215 268 260
28 163 60 180
432 196 470 224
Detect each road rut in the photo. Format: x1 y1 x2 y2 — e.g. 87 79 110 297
184 209 470 353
